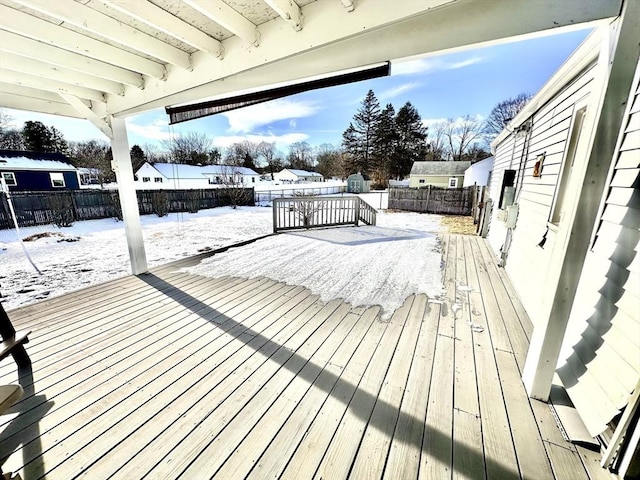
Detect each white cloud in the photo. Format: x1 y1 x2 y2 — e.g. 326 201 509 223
391 56 484 76
126 116 172 141
421 117 448 128
222 99 320 133
4 108 109 142
213 132 309 150
379 82 421 100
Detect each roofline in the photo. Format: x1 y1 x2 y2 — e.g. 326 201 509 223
491 26 605 150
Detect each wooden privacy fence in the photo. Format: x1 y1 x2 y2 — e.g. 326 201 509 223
273 196 376 233
388 186 474 215
0 188 254 230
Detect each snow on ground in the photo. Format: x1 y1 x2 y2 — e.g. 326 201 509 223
1 202 447 317
186 209 445 318
0 206 272 310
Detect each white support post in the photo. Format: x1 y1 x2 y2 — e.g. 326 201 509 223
110 115 148 275
522 0 640 400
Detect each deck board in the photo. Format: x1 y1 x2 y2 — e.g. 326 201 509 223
0 233 614 480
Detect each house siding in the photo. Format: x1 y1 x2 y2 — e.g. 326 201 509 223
488 62 598 327
556 70 640 436
5 170 79 191
409 174 464 188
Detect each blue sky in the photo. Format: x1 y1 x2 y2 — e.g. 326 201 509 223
4 27 593 154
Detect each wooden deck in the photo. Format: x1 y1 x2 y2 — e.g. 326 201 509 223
0 234 612 479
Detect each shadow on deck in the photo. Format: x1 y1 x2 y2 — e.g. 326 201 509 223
0 234 611 479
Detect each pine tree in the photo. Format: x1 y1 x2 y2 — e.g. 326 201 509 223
393 102 427 178
373 103 397 186
341 90 381 175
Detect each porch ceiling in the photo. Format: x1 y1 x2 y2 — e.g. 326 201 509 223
0 0 623 137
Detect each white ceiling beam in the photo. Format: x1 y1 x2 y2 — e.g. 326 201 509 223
12 0 192 70
59 93 113 139
0 92 86 118
1 52 125 96
264 0 303 31
183 0 259 46
1 82 84 103
0 5 166 79
340 0 355 12
102 0 224 59
0 31 145 88
0 68 106 103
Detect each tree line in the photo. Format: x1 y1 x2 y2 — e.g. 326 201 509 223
0 91 530 187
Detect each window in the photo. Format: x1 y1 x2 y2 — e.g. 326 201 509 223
419 179 426 184
251 177 255 183
154 177 163 183
142 176 150 183
50 172 65 188
549 106 587 226
448 178 458 188
1 172 16 186
499 169 516 209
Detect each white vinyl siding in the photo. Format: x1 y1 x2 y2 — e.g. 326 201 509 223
487 63 597 326
557 74 640 437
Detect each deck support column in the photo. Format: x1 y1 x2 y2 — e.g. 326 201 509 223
110 116 148 275
522 0 640 401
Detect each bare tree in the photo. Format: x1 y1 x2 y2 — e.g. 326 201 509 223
69 140 115 186
444 115 485 161
161 131 213 165
425 120 448 161
224 141 259 169
256 141 283 179
484 93 532 137
286 141 314 170
218 165 252 208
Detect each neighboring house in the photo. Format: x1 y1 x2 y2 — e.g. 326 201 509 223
134 162 260 189
409 161 470 188
274 168 324 183
0 150 79 191
463 156 493 187
77 167 101 187
484 27 639 469
346 172 371 193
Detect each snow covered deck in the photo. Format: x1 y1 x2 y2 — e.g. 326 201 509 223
0 234 611 479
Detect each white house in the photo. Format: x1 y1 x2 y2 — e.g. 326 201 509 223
134 162 260 189
463 156 493 187
273 168 323 183
484 25 639 472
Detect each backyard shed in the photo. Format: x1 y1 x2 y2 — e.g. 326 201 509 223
409 161 470 188
346 172 370 193
0 150 79 191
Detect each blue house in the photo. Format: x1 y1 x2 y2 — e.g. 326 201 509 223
0 150 80 191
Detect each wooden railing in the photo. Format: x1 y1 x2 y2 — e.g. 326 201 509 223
273 196 376 233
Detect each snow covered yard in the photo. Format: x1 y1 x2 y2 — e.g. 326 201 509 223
1 205 448 315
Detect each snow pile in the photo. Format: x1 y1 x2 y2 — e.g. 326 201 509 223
186 210 445 318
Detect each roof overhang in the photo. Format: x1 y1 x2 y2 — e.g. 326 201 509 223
0 0 623 136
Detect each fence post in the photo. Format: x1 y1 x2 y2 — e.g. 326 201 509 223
426 185 431 213
354 197 360 226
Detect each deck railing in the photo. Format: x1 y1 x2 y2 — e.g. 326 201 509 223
272 196 376 233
